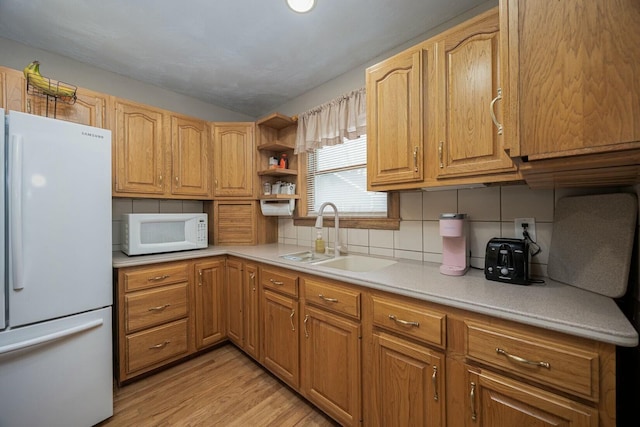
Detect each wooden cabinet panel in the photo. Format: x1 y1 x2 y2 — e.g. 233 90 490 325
243 263 260 360
225 258 244 346
0 66 26 112
303 278 361 320
113 99 167 195
367 46 426 187
171 115 211 197
194 258 226 349
302 305 361 427
28 86 107 128
371 295 446 348
212 122 255 198
125 319 189 374
372 331 444 427
465 320 599 400
262 289 299 388
209 200 277 245
125 283 189 333
465 367 597 427
261 266 299 297
435 10 515 178
123 263 189 292
503 0 640 160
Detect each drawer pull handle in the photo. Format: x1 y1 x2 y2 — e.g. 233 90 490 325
303 314 310 338
148 274 170 282
432 366 439 401
496 348 551 369
290 309 296 331
148 304 170 312
388 314 419 327
149 340 170 349
413 146 419 172
470 381 477 421
318 294 338 303
270 279 284 286
250 272 256 291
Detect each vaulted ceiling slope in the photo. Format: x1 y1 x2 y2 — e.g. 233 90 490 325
0 0 487 117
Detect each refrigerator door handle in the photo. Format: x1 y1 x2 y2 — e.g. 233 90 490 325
0 318 104 355
10 134 24 290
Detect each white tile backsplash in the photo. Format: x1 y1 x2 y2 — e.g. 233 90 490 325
394 220 423 252
422 189 457 220
400 192 423 220
459 186 501 221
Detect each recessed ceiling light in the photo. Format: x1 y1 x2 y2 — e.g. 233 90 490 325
286 0 316 13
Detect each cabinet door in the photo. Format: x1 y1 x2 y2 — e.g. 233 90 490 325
465 367 597 427
503 0 640 159
302 305 361 427
243 263 260 360
372 331 444 427
367 46 426 187
28 87 107 128
436 10 514 178
0 66 26 112
194 258 225 349
113 99 167 195
171 115 211 198
212 123 255 198
262 289 299 388
225 258 244 346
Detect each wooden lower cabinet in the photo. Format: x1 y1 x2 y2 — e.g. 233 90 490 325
194 258 226 349
463 366 597 427
116 258 618 427
371 331 445 427
225 258 244 346
302 305 361 427
243 262 260 360
116 261 192 383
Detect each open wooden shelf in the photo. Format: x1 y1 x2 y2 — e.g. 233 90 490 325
259 194 300 200
257 141 295 151
258 168 298 177
256 112 297 130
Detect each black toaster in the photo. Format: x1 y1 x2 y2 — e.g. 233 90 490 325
484 238 531 285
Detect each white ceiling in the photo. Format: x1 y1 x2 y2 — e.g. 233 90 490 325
0 0 488 117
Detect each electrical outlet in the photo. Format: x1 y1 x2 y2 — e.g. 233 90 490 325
514 217 536 242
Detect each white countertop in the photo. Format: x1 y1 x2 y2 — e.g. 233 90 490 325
113 244 639 347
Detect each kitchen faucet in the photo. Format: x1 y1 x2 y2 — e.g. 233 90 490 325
315 202 344 258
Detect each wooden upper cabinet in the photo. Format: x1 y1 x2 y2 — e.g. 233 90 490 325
113 99 167 195
435 9 515 178
0 66 107 128
502 0 640 160
212 122 255 198
28 87 108 128
367 46 427 188
171 115 211 198
0 66 26 112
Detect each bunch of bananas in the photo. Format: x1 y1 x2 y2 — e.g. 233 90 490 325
23 60 76 99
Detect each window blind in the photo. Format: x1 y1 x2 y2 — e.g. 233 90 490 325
306 136 387 216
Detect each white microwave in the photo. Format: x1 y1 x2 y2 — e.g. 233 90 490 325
121 213 208 255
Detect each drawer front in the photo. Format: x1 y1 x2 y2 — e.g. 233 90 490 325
125 283 189 333
304 279 361 319
124 263 189 292
465 321 599 400
372 296 446 348
261 266 298 297
126 319 189 374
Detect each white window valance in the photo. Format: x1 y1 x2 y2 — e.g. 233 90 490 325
294 87 366 154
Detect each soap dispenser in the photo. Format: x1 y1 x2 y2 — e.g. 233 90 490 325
314 229 325 254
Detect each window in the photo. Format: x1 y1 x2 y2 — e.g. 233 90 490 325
306 135 387 217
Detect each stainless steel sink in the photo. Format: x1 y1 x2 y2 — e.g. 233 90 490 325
279 250 332 263
311 255 397 272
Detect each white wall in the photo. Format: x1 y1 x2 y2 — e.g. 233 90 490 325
0 38 253 122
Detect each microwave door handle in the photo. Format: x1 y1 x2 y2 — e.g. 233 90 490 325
10 134 24 290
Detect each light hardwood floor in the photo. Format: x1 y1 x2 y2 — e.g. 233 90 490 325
97 345 338 426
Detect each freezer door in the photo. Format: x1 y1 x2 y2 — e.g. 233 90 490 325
0 307 113 426
7 112 112 327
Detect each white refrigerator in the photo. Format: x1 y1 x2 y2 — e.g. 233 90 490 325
0 110 113 426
